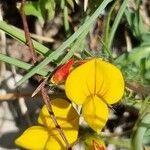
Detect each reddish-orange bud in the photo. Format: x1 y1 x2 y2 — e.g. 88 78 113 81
51 58 75 84
50 58 90 84
92 140 106 150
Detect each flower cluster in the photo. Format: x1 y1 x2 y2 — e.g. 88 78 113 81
15 58 124 149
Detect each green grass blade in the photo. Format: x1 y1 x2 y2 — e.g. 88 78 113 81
103 0 118 53
16 0 112 86
0 53 49 76
0 21 50 55
132 112 150 150
64 5 69 32
59 25 90 65
131 97 150 150
107 0 129 50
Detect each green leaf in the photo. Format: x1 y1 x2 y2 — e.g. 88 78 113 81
39 0 56 21
24 2 44 22
115 46 150 83
24 0 56 22
45 0 56 21
115 46 150 67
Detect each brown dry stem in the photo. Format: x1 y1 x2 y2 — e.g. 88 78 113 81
19 0 72 149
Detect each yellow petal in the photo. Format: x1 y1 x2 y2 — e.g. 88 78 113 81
15 122 79 150
65 59 124 105
95 59 124 104
15 126 49 150
65 59 97 105
45 119 79 150
15 99 79 149
82 95 109 133
38 98 79 131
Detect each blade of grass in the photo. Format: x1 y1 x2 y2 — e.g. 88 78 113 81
107 137 131 149
103 0 119 52
132 113 150 150
64 5 69 32
0 21 50 55
107 0 129 50
59 24 90 65
131 97 150 150
16 0 112 86
0 53 49 76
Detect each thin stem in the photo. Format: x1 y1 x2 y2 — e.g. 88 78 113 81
103 0 119 50
20 0 37 64
41 87 72 149
19 0 71 149
107 0 129 50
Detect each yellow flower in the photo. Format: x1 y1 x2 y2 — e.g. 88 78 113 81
15 98 79 150
65 59 124 133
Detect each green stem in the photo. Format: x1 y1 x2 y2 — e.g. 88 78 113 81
103 0 118 52
132 97 150 150
64 5 69 32
132 113 150 150
107 0 129 50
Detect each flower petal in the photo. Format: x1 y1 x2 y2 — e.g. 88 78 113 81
65 59 124 105
45 119 79 150
95 59 124 104
38 98 79 131
82 95 109 133
51 58 75 84
15 99 79 150
65 59 97 105
15 126 49 150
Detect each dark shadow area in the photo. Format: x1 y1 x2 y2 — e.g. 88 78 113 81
0 131 20 149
